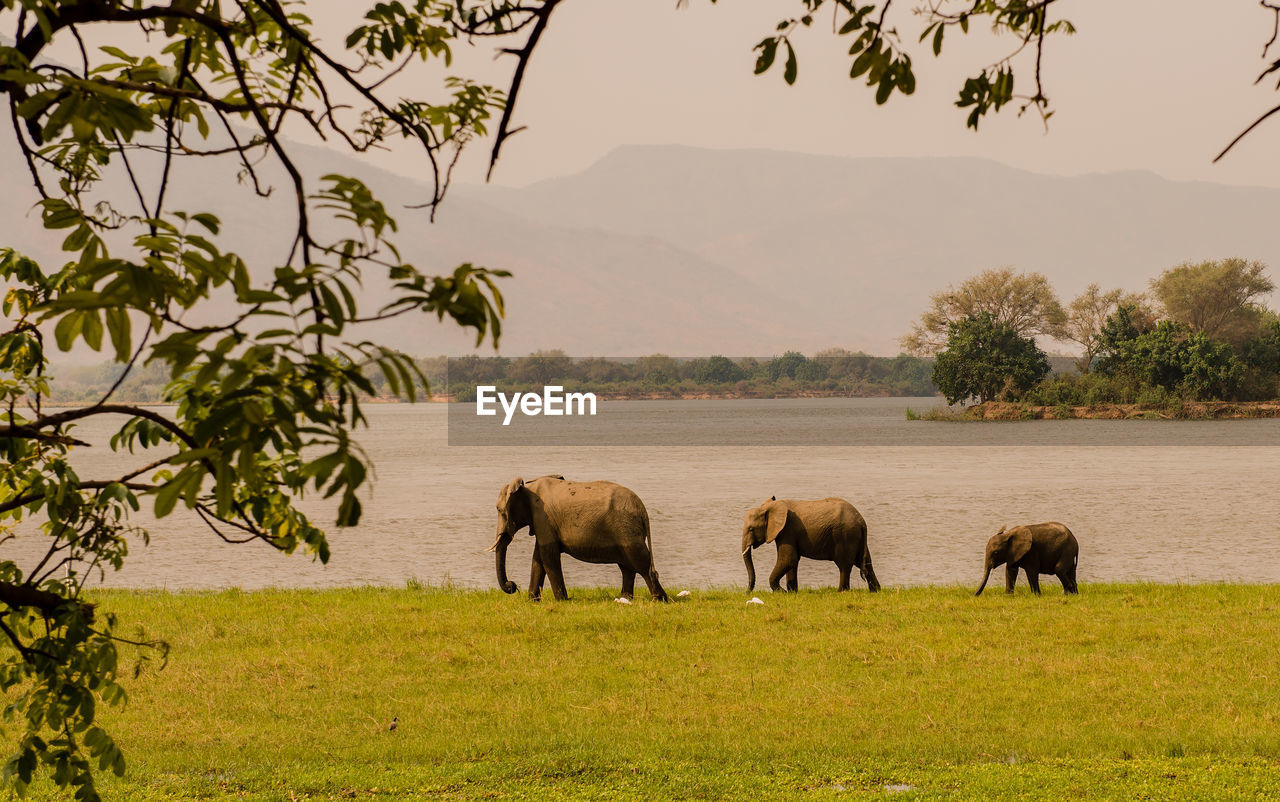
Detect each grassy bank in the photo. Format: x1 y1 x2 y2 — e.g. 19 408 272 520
28 584 1280 800
917 400 1280 421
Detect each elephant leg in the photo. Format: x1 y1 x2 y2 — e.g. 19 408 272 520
1005 563 1019 594
539 544 569 601
621 543 666 601
619 565 636 600
1060 566 1078 594
861 552 881 593
528 555 546 602
786 565 798 592
1026 570 1042 595
838 562 852 592
641 566 667 602
770 544 799 592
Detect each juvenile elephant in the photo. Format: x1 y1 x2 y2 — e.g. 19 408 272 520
741 496 880 592
975 522 1079 596
488 475 667 601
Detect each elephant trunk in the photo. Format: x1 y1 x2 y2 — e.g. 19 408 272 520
743 547 756 592
975 558 993 596
492 532 517 594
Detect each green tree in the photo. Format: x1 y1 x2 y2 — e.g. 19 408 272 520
1099 318 1245 401
765 351 808 381
902 268 1065 356
0 2 555 797
1244 318 1280 376
1093 303 1157 377
694 355 746 384
445 355 510 390
1149 259 1275 349
886 355 937 396
636 354 679 386
1060 285 1151 373
508 350 575 386
812 347 879 381
579 357 632 384
1242 317 1280 398
793 359 830 382
932 313 1050 405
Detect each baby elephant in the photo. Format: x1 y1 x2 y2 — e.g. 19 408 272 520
975 522 1079 596
741 496 880 592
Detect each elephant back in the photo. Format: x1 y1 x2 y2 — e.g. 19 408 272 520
525 478 650 542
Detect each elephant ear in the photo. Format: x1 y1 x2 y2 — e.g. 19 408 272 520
764 501 789 544
1008 527 1032 562
501 477 524 508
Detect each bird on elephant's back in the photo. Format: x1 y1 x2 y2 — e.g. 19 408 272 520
974 522 1079 596
740 496 880 593
488 475 667 601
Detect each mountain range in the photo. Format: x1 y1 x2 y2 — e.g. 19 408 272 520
4 127 1278 357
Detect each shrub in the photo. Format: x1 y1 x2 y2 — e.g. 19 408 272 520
932 314 1051 405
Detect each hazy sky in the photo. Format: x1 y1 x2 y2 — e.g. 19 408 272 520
314 1 1280 190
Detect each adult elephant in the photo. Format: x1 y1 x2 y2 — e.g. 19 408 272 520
741 496 880 592
488 475 667 601
975 522 1079 596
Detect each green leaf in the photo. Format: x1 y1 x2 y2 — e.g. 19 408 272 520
54 311 86 351
850 49 874 79
154 478 183 518
783 40 798 85
105 307 133 361
754 38 778 75
875 73 894 104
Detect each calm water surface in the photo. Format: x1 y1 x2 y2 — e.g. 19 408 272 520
15 398 1280 590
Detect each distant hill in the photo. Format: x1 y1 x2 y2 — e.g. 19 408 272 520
470 145 1280 354
0 131 806 356
5 130 1278 357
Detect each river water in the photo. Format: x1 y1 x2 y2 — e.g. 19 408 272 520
10 398 1280 591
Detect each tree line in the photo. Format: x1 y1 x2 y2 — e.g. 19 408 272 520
909 260 1279 406
419 351 938 400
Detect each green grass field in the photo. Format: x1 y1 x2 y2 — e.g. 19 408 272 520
25 583 1280 800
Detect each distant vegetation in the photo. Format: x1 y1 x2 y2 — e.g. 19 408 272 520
35 361 173 404
911 260 1280 408
42 350 939 404
425 350 938 401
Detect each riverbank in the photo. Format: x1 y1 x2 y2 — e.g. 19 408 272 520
919 400 1280 421
441 387 921 402
41 584 1280 800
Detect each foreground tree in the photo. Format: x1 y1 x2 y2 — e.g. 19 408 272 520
1149 259 1275 350
741 1 1280 161
932 313 1050 405
902 268 1065 356
0 1 566 797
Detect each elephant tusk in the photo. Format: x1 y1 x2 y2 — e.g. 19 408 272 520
486 535 504 553
742 546 751 556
